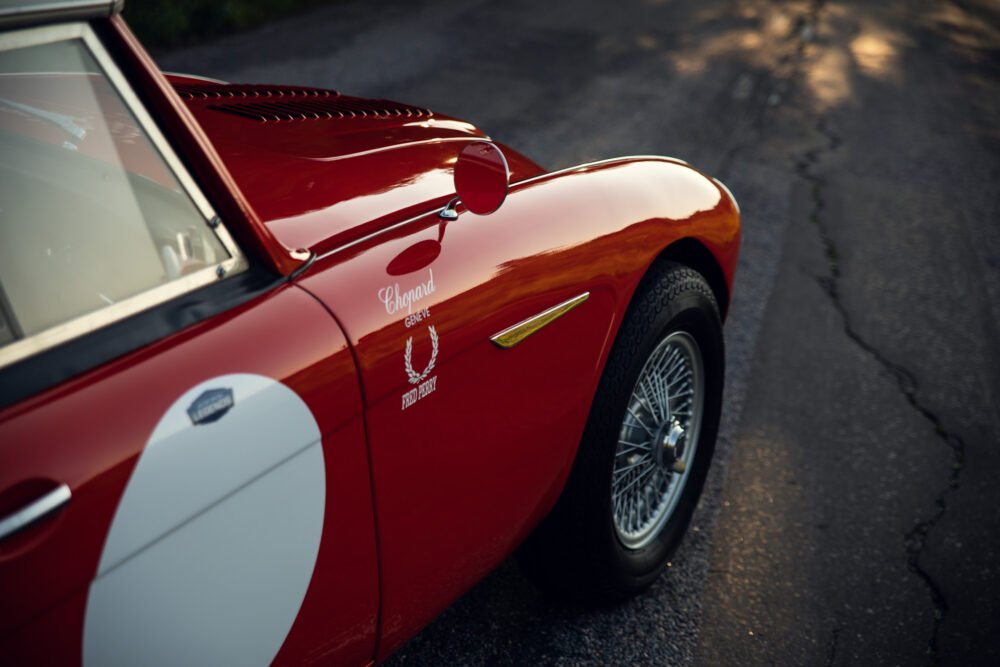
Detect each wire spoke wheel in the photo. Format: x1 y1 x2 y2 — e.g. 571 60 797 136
612 331 704 550
516 263 723 602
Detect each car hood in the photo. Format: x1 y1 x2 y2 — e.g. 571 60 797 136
170 78 544 255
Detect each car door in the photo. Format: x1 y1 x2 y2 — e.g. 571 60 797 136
299 178 629 656
0 22 376 666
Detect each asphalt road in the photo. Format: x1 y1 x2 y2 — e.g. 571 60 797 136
159 1 1000 664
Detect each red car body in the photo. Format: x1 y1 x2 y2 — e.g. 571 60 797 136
0 3 739 665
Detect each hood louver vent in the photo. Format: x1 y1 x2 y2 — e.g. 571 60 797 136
172 82 432 123
173 83 337 100
207 98 433 123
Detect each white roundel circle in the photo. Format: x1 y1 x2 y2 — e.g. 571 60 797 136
84 374 325 667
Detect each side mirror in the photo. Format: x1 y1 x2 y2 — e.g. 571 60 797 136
440 141 510 219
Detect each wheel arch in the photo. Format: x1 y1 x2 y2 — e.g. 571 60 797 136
652 237 731 321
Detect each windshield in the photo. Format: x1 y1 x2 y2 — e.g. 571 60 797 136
0 30 232 350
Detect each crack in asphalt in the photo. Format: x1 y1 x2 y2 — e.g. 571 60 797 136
795 110 966 667
824 623 842 667
786 2 967 661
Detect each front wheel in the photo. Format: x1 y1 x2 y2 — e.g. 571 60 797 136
518 262 724 603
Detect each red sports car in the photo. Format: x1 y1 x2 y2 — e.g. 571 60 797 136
0 1 740 664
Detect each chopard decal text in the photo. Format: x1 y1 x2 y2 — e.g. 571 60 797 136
378 268 435 316
405 307 431 328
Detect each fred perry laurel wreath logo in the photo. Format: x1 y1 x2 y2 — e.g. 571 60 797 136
404 325 438 385
402 326 439 410
187 387 235 425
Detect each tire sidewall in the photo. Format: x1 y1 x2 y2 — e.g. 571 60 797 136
594 283 724 594
516 264 726 603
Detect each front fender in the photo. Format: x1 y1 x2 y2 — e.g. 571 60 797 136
504 155 740 314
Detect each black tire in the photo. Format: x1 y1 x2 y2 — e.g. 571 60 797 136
518 261 724 603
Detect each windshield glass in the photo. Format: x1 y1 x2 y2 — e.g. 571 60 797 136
0 34 230 344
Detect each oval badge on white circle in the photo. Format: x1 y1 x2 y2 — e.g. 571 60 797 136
84 374 325 666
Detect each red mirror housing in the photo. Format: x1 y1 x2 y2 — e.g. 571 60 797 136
454 141 510 215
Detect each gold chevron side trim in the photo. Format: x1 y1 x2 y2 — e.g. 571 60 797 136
490 292 590 349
